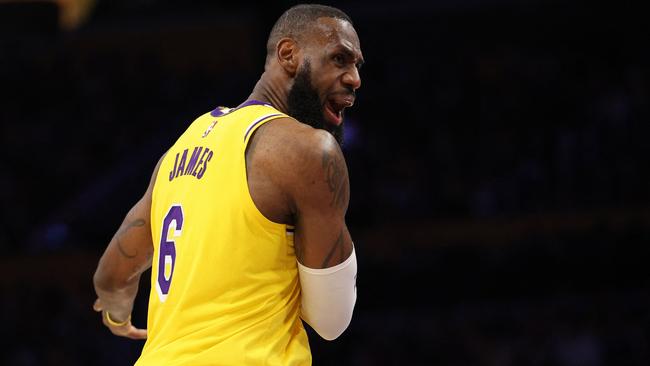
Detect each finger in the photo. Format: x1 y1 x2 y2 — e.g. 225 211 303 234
126 326 147 340
93 299 103 312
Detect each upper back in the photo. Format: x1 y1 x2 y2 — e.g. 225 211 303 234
138 101 311 365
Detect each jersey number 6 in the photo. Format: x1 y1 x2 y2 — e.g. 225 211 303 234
156 204 184 302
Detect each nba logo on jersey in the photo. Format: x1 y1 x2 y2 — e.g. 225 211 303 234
202 120 218 138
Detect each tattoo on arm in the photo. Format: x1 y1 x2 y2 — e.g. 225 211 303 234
114 219 146 259
322 150 349 210
321 230 345 268
117 238 137 259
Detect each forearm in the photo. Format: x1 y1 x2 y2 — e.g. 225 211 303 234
93 237 150 320
93 198 153 321
94 275 141 321
93 262 148 340
92 155 160 339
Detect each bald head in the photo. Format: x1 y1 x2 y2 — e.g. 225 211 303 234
266 4 353 60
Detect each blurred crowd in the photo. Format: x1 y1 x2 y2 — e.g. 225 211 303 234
1 1 649 365
1 2 649 247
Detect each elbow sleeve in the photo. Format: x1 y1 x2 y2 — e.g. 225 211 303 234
297 248 357 340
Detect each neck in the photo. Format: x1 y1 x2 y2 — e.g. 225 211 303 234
247 71 290 114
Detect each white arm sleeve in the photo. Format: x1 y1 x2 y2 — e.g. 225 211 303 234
297 248 357 341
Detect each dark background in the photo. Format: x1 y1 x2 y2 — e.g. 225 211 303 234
1 0 649 365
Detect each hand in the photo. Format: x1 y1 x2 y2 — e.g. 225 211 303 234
93 298 147 340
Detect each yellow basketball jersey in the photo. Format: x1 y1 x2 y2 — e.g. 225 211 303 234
136 101 311 366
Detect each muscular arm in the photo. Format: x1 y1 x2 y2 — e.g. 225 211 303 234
292 132 353 268
247 119 357 340
285 129 357 340
247 119 354 264
92 154 164 339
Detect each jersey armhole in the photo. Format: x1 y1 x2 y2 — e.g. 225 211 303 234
241 113 292 232
243 113 285 146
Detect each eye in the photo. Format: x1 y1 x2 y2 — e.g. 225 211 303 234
333 54 345 66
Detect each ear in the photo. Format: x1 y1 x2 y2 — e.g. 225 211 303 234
276 38 300 76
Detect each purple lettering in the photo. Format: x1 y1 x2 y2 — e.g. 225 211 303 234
169 152 179 181
175 149 188 178
196 151 214 179
184 147 203 175
192 148 210 176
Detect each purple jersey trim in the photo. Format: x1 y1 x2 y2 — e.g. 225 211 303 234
239 99 272 108
243 113 282 142
210 99 272 117
210 108 226 117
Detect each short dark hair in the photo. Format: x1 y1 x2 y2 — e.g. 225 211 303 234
266 4 353 57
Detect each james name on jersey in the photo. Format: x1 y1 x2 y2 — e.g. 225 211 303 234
168 146 213 181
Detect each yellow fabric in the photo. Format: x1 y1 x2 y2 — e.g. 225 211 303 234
136 103 311 366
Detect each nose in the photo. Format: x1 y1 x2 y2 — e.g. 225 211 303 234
342 67 361 91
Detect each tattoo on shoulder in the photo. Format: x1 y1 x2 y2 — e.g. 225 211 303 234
321 230 345 268
322 150 349 210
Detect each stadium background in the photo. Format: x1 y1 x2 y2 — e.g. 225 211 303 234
1 0 649 364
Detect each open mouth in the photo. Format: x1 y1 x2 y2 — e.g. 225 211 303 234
324 95 354 126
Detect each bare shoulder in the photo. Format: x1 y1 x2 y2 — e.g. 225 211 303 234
251 117 343 173
247 117 349 214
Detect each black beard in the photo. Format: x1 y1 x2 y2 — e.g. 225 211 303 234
286 60 344 146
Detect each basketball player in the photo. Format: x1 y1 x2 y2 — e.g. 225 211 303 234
93 4 363 365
